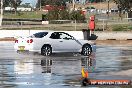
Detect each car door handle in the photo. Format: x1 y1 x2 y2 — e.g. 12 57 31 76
59 41 63 42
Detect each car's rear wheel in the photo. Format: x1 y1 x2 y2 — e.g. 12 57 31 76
41 45 52 56
82 44 92 56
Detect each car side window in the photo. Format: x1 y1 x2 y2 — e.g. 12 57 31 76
33 32 48 38
50 32 60 39
60 33 73 40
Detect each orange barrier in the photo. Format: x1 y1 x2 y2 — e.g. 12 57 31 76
81 67 89 78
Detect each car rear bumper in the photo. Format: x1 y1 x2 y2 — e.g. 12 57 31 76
14 44 34 51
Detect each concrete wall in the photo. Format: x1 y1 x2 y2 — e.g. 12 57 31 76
0 30 42 38
94 31 132 40
0 30 132 40
0 30 84 39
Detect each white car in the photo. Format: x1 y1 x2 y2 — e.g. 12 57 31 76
14 31 96 56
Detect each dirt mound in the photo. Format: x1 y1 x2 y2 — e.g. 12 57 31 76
68 2 117 9
0 37 16 41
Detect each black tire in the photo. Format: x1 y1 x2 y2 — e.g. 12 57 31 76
41 45 52 56
82 44 92 56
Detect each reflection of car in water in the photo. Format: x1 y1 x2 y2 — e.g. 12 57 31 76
81 56 96 72
14 31 96 56
40 55 95 74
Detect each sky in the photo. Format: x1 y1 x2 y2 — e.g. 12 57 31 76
21 0 37 7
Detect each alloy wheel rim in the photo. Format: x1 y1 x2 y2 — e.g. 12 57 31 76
83 46 91 55
42 47 51 56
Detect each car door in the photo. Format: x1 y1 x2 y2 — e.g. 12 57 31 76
49 32 64 52
59 32 82 52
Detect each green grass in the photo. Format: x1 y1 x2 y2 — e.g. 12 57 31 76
111 24 132 31
127 26 132 30
3 11 45 19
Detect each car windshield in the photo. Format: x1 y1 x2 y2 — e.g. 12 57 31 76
30 32 48 38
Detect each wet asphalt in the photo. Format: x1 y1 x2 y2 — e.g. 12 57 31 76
0 41 132 88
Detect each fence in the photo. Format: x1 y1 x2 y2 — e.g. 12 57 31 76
1 17 132 31
96 18 132 31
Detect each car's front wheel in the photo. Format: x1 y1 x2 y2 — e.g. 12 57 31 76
82 44 92 56
41 45 52 56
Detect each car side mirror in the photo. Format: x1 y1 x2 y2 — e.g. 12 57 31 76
71 37 75 40
63 37 68 40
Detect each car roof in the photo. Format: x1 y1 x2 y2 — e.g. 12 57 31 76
34 31 68 35
41 31 67 33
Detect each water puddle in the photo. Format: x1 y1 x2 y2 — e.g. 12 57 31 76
0 42 132 87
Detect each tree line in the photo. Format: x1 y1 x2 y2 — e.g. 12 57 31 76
2 0 22 14
2 0 132 13
1 0 132 17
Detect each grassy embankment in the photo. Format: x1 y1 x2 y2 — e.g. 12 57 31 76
2 11 88 31
3 11 43 19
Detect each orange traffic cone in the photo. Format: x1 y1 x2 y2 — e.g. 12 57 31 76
85 71 89 78
81 67 89 78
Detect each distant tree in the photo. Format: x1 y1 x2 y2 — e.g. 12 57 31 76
113 0 132 18
3 0 11 7
69 10 86 22
45 8 69 20
36 0 70 8
3 0 22 14
36 0 41 8
11 0 22 14
44 9 85 21
20 3 32 8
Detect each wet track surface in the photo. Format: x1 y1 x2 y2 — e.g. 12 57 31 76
0 41 132 88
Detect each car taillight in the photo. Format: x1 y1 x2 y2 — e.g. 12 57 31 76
15 40 18 43
27 40 29 43
27 39 33 43
30 39 33 43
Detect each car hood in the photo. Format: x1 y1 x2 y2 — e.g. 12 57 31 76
77 39 95 45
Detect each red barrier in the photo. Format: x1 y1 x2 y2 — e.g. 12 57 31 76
89 15 95 31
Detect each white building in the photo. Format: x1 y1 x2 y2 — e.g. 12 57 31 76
17 7 32 11
4 7 32 11
4 7 15 11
